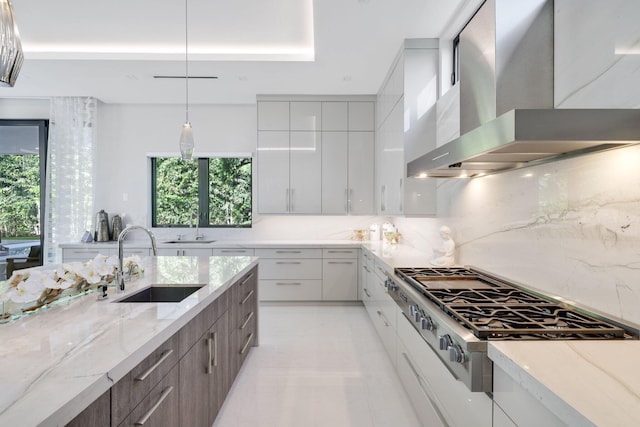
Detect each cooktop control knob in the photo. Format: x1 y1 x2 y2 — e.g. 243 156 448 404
420 315 434 331
410 305 419 318
414 308 424 323
387 280 398 291
438 334 453 351
449 344 465 364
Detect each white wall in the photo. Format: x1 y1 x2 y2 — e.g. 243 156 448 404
0 98 50 119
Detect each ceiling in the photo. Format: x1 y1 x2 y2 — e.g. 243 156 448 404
1 0 471 105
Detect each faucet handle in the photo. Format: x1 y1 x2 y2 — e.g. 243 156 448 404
176 233 184 241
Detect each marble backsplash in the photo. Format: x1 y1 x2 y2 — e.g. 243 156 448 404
395 144 640 325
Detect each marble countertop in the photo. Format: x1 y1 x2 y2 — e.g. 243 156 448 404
59 239 366 249
0 255 258 427
489 341 640 426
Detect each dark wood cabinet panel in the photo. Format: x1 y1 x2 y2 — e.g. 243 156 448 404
119 366 180 427
66 390 110 427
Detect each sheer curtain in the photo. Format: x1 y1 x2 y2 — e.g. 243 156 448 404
44 97 97 264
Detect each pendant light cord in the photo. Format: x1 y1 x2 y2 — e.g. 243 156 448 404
185 0 190 123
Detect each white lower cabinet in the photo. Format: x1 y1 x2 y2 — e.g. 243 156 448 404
492 364 565 427
157 248 213 256
493 402 517 427
322 248 358 301
396 313 492 427
256 248 322 301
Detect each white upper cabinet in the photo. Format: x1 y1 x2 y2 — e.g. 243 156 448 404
322 132 349 214
322 102 348 131
290 102 322 131
257 101 289 130
289 131 322 213
375 39 438 216
257 97 375 215
348 102 375 131
257 131 290 214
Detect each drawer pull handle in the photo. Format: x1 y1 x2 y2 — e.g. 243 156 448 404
240 289 254 305
363 265 371 272
376 310 390 327
240 311 254 330
134 386 174 426
240 333 254 355
401 353 450 427
222 249 247 253
328 261 353 265
213 331 218 368
275 261 301 265
241 272 255 285
276 250 302 253
135 349 174 382
276 282 301 286
327 250 353 253
207 335 214 374
363 288 371 298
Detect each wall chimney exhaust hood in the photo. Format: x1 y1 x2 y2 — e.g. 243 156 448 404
407 0 640 179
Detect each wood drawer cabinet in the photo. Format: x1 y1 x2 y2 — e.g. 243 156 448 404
65 265 258 427
120 365 180 427
111 333 180 426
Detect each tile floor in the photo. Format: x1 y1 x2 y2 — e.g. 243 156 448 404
214 304 422 427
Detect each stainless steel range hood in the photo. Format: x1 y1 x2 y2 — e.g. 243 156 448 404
407 0 640 179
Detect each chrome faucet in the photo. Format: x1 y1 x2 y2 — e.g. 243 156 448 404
190 211 204 240
117 225 158 292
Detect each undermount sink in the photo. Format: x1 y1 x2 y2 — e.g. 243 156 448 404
114 285 205 303
164 240 216 244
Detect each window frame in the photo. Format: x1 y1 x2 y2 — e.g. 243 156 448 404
150 155 252 228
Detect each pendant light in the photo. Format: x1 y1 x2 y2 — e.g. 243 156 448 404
179 0 194 160
0 0 23 87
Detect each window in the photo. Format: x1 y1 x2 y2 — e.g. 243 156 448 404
151 156 252 228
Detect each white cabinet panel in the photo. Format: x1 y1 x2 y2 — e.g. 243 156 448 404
257 131 290 214
157 248 212 256
321 102 348 131
321 132 349 214
211 248 255 256
257 101 289 130
259 280 322 301
347 132 374 214
259 258 322 280
290 101 321 131
322 259 357 301
255 248 322 259
348 102 375 131
289 131 322 213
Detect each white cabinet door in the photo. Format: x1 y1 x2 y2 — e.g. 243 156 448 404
321 102 347 131
257 101 289 130
348 102 375 131
348 132 374 214
377 100 404 215
322 259 357 301
289 131 321 214
290 101 321 131
258 131 290 214
321 132 348 214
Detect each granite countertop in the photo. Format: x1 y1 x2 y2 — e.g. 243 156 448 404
0 255 258 426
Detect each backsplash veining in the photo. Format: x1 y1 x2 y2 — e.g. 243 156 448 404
396 144 640 325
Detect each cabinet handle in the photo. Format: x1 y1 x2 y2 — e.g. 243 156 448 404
275 250 302 254
344 188 349 212
134 386 174 426
285 188 290 212
363 288 371 298
376 310 390 327
207 335 214 374
327 250 353 254
399 178 404 211
240 289 254 305
290 188 295 212
328 261 353 265
363 265 371 273
275 261 301 265
134 349 174 382
401 353 450 427
221 249 247 253
240 311 254 330
213 332 218 368
349 188 353 212
241 272 255 285
240 333 254 355
381 185 386 212
276 282 301 286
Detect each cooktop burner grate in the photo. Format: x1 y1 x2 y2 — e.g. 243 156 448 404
394 267 627 340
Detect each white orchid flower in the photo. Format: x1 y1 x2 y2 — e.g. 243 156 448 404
26 270 58 290
9 277 46 303
75 263 102 285
52 266 76 290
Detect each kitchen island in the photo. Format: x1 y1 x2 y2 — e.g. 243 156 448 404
0 255 258 426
